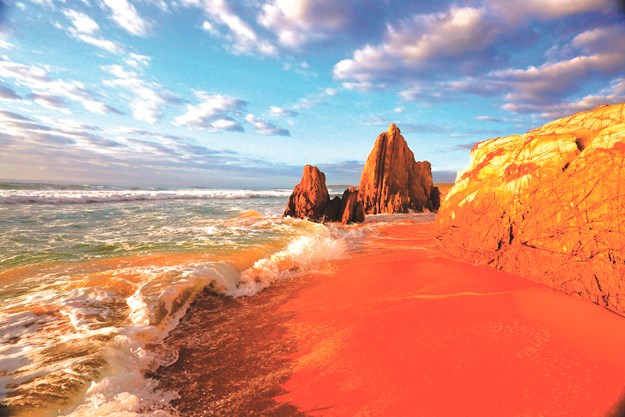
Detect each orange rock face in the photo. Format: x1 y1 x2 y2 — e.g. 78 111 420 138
283 165 330 222
358 124 438 214
339 187 365 224
437 104 625 315
284 166 365 224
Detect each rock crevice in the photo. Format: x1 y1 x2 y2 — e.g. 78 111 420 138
436 103 625 316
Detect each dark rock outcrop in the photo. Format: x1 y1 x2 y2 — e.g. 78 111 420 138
436 103 625 316
283 166 364 224
339 187 365 224
358 123 438 214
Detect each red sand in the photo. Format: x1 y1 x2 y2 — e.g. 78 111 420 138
157 219 625 416
273 221 625 417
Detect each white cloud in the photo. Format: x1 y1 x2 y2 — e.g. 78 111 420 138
259 0 351 48
181 0 277 55
503 78 625 119
102 64 181 123
244 114 290 136
0 109 300 187
75 33 124 53
0 39 13 49
102 0 151 36
0 58 119 115
268 105 297 117
174 91 246 131
63 9 99 34
201 20 216 33
62 8 123 53
259 0 400 51
124 53 151 68
494 25 625 109
333 7 502 90
488 0 612 22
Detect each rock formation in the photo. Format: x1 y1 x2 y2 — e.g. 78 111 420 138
358 123 439 214
437 103 625 315
283 165 330 222
339 187 365 224
283 166 365 224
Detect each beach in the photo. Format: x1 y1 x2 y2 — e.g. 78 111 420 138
2 185 625 417
157 218 625 417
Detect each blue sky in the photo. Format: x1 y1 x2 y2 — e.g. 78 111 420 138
0 0 624 187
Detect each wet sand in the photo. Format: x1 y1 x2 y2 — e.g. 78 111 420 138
156 219 625 417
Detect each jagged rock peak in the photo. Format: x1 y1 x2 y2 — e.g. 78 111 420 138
388 123 400 135
283 165 330 222
358 123 439 214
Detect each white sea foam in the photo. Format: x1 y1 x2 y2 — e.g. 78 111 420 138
0 188 292 204
0 207 358 416
231 224 348 297
0 261 242 417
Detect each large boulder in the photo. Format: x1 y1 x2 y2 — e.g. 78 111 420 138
358 123 438 214
437 103 625 315
283 165 330 222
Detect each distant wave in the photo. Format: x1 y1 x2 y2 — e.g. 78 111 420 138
0 189 293 204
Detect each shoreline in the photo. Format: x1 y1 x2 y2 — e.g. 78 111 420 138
155 218 625 416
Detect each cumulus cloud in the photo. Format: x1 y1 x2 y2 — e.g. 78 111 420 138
492 25 625 116
181 0 277 55
174 91 246 131
103 64 182 123
334 6 504 90
259 0 354 48
102 0 151 36
244 114 290 136
504 77 625 119
384 9 625 121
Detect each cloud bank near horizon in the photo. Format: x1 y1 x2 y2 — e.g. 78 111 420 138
0 0 623 186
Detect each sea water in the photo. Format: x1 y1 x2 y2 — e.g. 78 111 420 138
0 183 357 417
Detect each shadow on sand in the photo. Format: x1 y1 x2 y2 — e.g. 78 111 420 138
154 278 315 417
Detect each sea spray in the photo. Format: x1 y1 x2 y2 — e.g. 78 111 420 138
0 191 361 416
232 223 348 297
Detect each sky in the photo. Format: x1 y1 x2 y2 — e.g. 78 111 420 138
0 0 624 187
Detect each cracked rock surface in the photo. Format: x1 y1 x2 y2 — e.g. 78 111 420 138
437 104 625 315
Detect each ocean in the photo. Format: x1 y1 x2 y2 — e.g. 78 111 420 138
0 182 370 417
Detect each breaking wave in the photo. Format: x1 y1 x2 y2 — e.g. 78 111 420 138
0 188 292 204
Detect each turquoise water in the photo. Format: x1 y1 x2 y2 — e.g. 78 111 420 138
0 183 352 417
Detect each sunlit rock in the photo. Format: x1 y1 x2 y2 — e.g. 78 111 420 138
358 123 439 214
437 104 625 315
